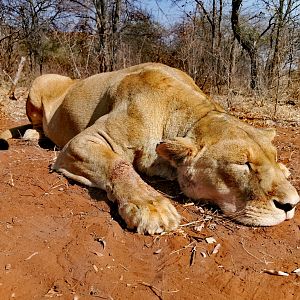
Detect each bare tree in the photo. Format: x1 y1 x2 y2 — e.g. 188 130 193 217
0 0 66 74
69 0 122 72
265 0 300 86
231 0 274 91
0 0 298 101
193 0 224 89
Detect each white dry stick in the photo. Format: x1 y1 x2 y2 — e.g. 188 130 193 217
292 268 300 274
293 268 300 272
263 269 289 277
240 239 266 264
24 252 39 261
93 265 99 272
9 173 14 187
140 282 179 294
169 241 196 255
197 206 205 213
180 220 202 227
183 202 195 207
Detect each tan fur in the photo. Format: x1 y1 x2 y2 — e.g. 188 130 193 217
1 63 299 233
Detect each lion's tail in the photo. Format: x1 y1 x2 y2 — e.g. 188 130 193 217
0 124 33 150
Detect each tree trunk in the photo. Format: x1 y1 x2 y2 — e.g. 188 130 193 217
231 0 259 91
266 0 287 87
249 49 258 90
8 56 26 100
94 0 110 72
228 36 236 89
111 0 121 70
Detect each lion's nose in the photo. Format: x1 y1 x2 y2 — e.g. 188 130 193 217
273 200 296 212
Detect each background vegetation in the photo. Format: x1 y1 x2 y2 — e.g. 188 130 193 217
0 0 299 106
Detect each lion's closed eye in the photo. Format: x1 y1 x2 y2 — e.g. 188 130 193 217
231 163 251 173
245 162 251 170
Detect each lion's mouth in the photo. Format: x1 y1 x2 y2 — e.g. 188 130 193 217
230 202 297 226
272 198 298 221
285 207 295 220
273 199 296 214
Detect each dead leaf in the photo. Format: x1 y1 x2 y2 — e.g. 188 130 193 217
212 244 221 254
45 286 63 298
154 249 162 254
194 223 204 232
94 237 106 249
93 251 104 257
200 251 207 258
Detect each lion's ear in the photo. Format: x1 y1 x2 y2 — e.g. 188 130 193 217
262 128 276 141
156 137 198 167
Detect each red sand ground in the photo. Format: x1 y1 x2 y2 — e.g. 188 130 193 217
0 107 299 300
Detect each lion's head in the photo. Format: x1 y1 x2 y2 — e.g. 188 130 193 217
156 112 299 226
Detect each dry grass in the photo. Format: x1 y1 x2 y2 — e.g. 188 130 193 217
0 85 28 121
214 93 300 127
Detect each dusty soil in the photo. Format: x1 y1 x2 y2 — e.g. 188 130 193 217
0 93 300 300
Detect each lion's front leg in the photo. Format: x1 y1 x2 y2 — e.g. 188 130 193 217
53 130 181 234
107 160 181 234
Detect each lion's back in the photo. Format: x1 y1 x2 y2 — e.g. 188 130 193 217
44 63 212 147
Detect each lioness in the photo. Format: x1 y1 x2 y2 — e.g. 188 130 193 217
0 63 299 234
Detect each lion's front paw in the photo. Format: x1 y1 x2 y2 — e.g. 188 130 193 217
118 197 181 234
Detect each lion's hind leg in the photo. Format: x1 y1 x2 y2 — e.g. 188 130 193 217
53 129 181 234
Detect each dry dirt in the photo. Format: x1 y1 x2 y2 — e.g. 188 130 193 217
0 91 300 300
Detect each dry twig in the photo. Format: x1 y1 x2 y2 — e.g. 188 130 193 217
190 246 197 266
139 281 179 299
